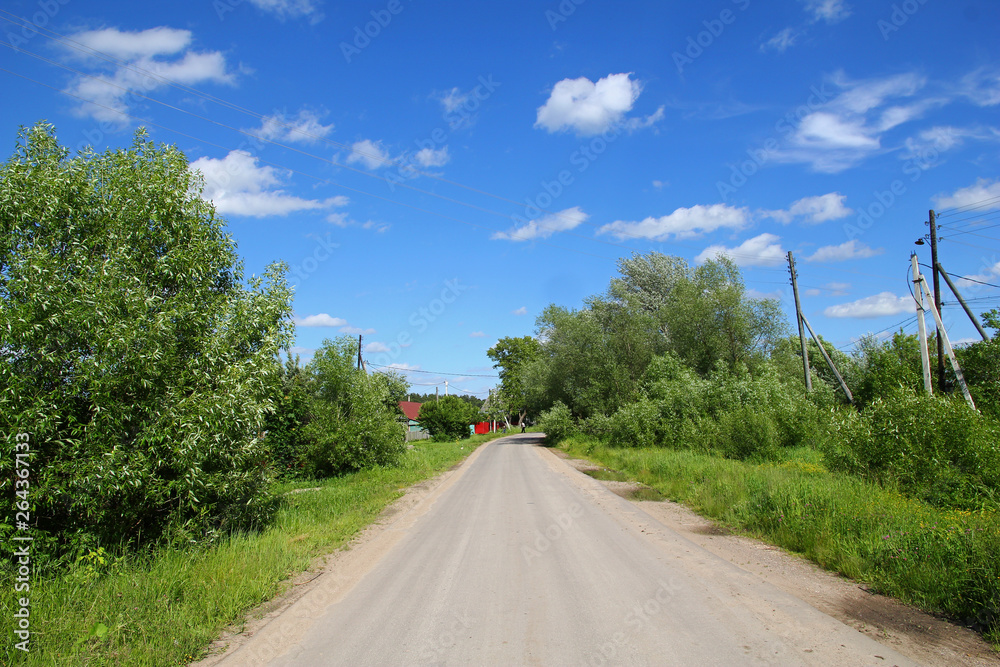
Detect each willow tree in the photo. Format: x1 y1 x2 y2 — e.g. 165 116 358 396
0 123 293 553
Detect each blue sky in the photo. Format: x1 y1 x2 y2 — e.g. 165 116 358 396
2 0 999 399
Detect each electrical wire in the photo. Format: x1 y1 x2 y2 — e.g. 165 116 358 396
367 363 498 378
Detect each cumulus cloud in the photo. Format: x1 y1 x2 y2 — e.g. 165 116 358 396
933 178 1000 212
294 314 347 327
696 233 786 267
253 109 334 144
191 150 347 217
805 239 883 262
805 0 851 23
492 207 588 242
535 73 660 136
598 204 748 241
824 292 914 318
62 27 236 124
245 0 324 22
414 146 450 167
346 139 392 170
765 192 853 224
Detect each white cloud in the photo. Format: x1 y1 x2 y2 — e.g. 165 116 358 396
512 306 528 316
958 68 1000 107
254 109 334 144
492 207 588 242
747 288 785 301
440 87 469 113
246 0 324 22
340 326 376 335
68 27 192 60
805 239 883 262
824 292 914 318
696 233 786 267
933 178 1000 212
766 192 853 224
346 139 392 170
364 341 391 354
191 150 346 217
535 73 659 136
652 180 668 190
824 282 851 296
598 204 748 241
469 331 486 338
772 71 929 172
805 0 851 23
761 27 800 53
956 261 1000 290
63 27 236 124
326 212 389 233
414 146 450 167
295 314 347 327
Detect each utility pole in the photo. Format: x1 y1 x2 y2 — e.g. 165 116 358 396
911 255 933 395
435 386 439 402
357 335 363 370
929 210 945 392
800 313 853 405
916 274 976 410
787 251 812 393
936 262 990 341
445 380 449 396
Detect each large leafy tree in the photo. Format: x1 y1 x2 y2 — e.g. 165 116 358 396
0 123 293 552
487 335 541 426
416 395 479 440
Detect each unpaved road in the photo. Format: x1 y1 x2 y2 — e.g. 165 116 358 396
211 435 930 665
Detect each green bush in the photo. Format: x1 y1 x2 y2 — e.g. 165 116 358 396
0 124 293 556
299 338 405 476
537 401 577 445
824 389 1000 510
417 395 478 441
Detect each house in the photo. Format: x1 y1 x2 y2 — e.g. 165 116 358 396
398 401 425 432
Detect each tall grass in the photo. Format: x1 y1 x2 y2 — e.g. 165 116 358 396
561 436 1000 645
1 435 498 666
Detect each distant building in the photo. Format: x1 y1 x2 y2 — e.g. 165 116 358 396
398 401 425 432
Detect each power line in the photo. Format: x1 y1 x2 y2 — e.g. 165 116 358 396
367 363 498 378
936 194 1000 219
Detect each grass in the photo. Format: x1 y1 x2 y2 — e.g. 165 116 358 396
559 436 1000 647
1 432 506 666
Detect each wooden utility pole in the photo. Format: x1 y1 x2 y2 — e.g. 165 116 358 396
357 335 363 370
936 262 990 341
911 255 933 395
916 275 976 410
786 251 812 393
799 313 853 405
929 210 945 391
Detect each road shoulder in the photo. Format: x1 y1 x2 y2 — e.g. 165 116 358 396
545 445 999 667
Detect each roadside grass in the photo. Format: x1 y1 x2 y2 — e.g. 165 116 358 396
559 435 1000 647
2 433 504 666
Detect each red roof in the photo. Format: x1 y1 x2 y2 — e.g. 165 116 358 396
398 401 422 421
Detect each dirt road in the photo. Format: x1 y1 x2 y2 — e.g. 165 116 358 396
213 434 920 665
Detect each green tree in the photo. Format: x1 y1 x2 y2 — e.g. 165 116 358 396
487 335 542 426
955 310 1000 419
0 123 293 553
300 337 405 477
417 395 479 440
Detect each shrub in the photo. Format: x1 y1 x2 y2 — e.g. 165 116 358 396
537 401 577 445
823 389 1000 509
417 395 478 441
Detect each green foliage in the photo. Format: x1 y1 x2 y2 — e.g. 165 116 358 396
417 395 479 440
956 337 1000 421
299 338 405 476
487 335 542 424
263 353 312 478
823 390 1000 510
536 401 576 445
847 331 925 408
0 123 293 555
